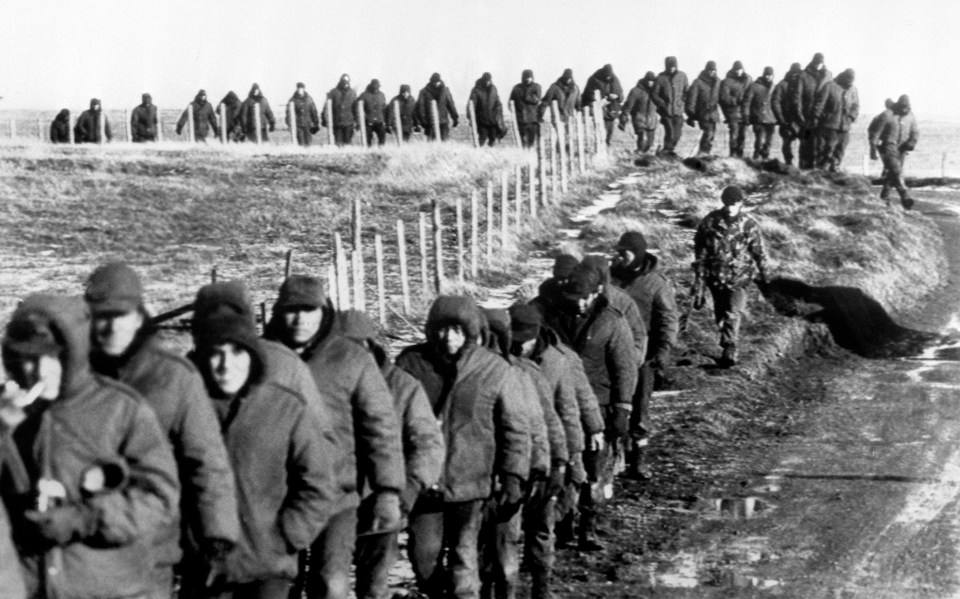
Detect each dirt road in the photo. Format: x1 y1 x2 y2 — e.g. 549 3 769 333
561 189 960 598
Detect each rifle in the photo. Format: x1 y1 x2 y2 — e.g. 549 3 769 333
678 270 706 335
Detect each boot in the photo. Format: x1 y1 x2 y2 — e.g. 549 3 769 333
901 197 915 211
625 446 652 481
718 345 738 368
577 512 605 552
531 570 555 599
555 514 575 549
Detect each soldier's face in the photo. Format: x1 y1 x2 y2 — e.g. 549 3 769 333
92 310 144 357
280 307 322 347
207 342 251 396
9 354 62 400
437 324 466 355
402 91 410 99
613 249 636 267
723 202 743 217
577 291 599 315
296 89 304 97
512 338 537 358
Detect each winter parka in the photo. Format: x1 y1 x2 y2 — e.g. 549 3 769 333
387 88 419 133
525 336 584 457
74 99 111 143
285 91 320 131
510 81 543 125
870 109 919 151
770 77 791 124
192 328 335 584
238 85 275 137
813 76 859 131
744 78 776 126
176 92 220 139
416 83 459 128
130 97 158 141
790 63 833 125
582 68 624 121
718 70 753 122
395 296 530 500
653 69 689 118
2 295 178 599
621 81 659 129
610 253 679 358
264 310 405 514
217 91 243 139
540 294 638 410
685 70 720 123
50 109 71 143
541 78 582 122
469 79 505 129
90 332 239 567
323 83 357 128
358 83 387 125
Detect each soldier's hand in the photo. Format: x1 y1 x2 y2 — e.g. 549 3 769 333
268 123 275 133
588 432 605 452
25 503 96 546
870 146 878 161
370 491 402 533
496 474 524 520
617 121 626 132
546 460 567 499
451 118 459 128
608 407 631 439
175 126 183 136
413 126 423 133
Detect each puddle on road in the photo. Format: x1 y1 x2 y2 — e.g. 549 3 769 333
701 496 775 520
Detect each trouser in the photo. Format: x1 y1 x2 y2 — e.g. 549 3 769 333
817 127 843 170
365 122 387 146
478 125 499 147
209 579 292 599
727 119 746 157
632 124 655 153
880 146 910 201
629 361 654 438
426 124 451 142
798 124 817 169
834 130 850 169
578 413 620 538
519 123 539 148
295 127 313 147
479 501 522 599
523 483 558 599
334 126 354 146
146 565 175 599
698 120 717 155
408 498 485 599
660 115 684 153
303 506 358 599
401 129 412 142
603 119 615 145
245 129 269 143
752 123 775 160
708 284 749 349
779 124 798 164
354 530 399 599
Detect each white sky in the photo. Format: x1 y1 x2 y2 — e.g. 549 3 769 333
2 0 957 120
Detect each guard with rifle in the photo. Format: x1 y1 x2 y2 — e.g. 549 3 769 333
692 185 769 367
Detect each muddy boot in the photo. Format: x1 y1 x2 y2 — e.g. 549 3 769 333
718 345 738 368
625 446 652 481
901 197 915 211
577 512 605 552
555 514 575 549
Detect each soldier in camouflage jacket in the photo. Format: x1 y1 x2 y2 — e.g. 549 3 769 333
693 185 768 366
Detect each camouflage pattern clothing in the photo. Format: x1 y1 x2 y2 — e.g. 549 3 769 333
693 208 767 290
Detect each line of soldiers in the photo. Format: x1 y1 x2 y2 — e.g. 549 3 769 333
0 183 769 599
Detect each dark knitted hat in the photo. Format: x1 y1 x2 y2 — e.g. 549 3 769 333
562 68 573 79
430 72 442 84
522 69 534 80
721 185 745 205
508 304 542 343
552 254 579 279
790 62 802 73
763 66 774 76
4 312 63 356
85 262 143 315
562 263 602 299
400 84 411 94
481 72 492 83
644 71 657 82
296 82 305 89
274 275 325 311
812 53 824 65
705 60 717 71
665 56 678 69
601 64 614 78
733 60 744 70
141 93 151 104
616 231 648 257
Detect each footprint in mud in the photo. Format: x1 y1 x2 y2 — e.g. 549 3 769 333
758 277 940 358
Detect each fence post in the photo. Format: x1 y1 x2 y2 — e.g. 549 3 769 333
220 104 227 144
123 109 130 142
552 101 569 192
514 165 522 223
352 250 365 312
187 104 195 142
210 267 218 284
583 110 592 163
98 112 105 145
500 172 509 242
455 196 465 284
486 182 494 264
861 154 868 176
288 102 297 145
593 95 604 156
327 264 339 310
68 114 75 144
432 200 444 293
393 100 403 146
326 99 335 146
576 109 586 173
374 234 386 325
508 101 522 147
418 212 429 295
335 233 351 310
357 102 368 149
549 124 559 202
430 100 441 142
156 107 163 142
537 132 547 207
467 100 479 148
397 220 411 314
284 249 293 279
254 104 262 145
352 199 362 254
528 163 537 218
470 191 479 279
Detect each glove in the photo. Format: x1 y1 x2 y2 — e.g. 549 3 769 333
385 125 393 135
213 127 221 138
870 146 878 161
546 460 567 499
201 538 234 590
617 121 626 132
354 123 360 131
686 117 697 127
268 123 275 132
399 479 422 514
496 474 524 520
370 491 402 533
608 407 631 439
25 504 97 546
175 126 183 135
451 118 459 128
588 431 605 452
899 142 915 153
413 125 423 133
309 125 320 134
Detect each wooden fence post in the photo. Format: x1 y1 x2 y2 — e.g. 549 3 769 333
455 196 465 284
432 200 444 293
418 212 429 295
187 104 195 143
335 233 351 310
210 267 218 284
470 191 479 279
220 104 227 144
98 112 105 145
576 109 586 174
284 250 293 279
288 102 297 145
583 110 592 163
549 124 559 202
537 132 547 207
508 101 522 147
430 100 441 142
123 110 130 142
528 163 537 218
467 100 479 148
357 102 368 149
68 115 75 144
326 99 335 146
352 199 362 253
551 101 569 192
393 100 403 146
593 98 604 156
514 165 522 223
352 250 365 312
861 154 868 176
486 183 494 263
397 220 411 314
254 103 262 145
327 264 339 310
500 172 509 242
156 107 163 142
374 234 386 325
8 120 14 140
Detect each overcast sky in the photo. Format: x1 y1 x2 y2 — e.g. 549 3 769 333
2 0 956 120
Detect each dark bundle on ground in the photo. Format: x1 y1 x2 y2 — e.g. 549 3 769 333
759 277 937 358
